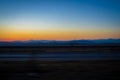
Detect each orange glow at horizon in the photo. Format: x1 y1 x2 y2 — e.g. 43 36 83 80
0 28 120 41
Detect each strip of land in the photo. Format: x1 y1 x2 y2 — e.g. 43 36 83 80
0 46 120 52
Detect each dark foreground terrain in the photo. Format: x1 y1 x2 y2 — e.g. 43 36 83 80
0 46 120 80
0 60 120 80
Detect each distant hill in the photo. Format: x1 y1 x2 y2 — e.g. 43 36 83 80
0 39 120 46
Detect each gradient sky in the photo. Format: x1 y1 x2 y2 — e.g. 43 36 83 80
0 0 120 41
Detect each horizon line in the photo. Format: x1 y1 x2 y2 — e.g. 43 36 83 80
0 38 120 42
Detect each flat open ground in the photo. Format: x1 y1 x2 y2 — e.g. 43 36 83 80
0 46 120 52
0 60 120 80
0 46 120 80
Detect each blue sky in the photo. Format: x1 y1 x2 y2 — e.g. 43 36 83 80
0 0 120 41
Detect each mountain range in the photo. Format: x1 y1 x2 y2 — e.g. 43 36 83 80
0 39 120 46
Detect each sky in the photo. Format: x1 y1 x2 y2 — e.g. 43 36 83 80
0 0 120 41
